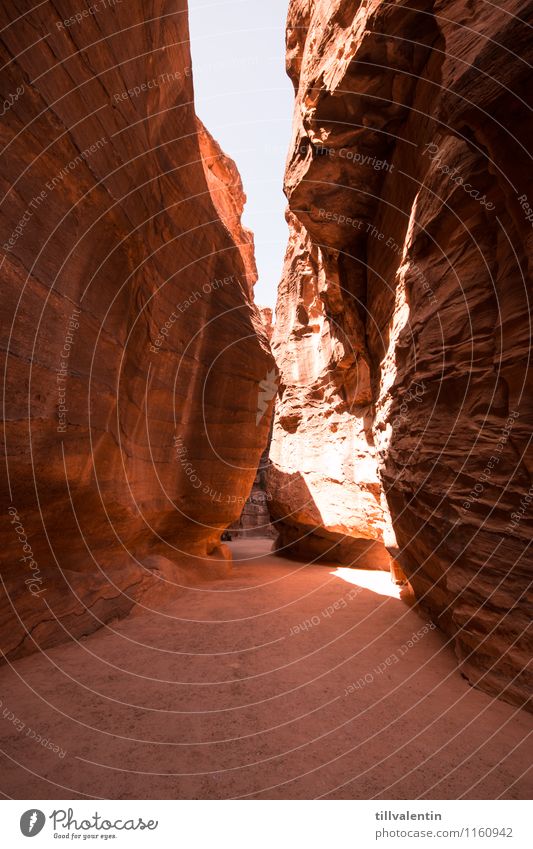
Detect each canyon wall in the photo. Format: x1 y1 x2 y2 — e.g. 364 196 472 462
0 0 273 658
229 442 276 539
231 308 276 538
268 0 533 707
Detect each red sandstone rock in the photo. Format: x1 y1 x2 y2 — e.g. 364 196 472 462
0 1 273 658
258 306 274 340
230 441 276 540
268 0 533 707
231 307 276 539
197 119 258 297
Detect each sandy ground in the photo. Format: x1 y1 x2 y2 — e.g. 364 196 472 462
0 539 531 799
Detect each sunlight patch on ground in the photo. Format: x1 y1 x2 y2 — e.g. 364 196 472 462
331 567 402 599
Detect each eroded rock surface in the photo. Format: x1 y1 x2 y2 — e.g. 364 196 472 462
230 307 276 539
0 1 273 658
268 0 533 706
230 443 276 539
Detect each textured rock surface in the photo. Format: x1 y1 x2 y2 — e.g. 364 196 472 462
229 307 276 538
0 1 273 658
268 211 391 568
197 119 258 295
268 0 533 706
230 443 276 539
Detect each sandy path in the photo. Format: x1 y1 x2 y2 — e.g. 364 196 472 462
0 539 531 799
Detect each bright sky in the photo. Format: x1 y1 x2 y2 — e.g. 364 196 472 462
188 0 293 309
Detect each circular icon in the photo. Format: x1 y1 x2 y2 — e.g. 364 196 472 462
20 810 46 837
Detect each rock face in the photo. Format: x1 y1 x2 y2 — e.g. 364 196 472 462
230 307 276 539
0 1 273 658
230 443 276 539
197 119 258 296
269 0 533 707
268 210 391 568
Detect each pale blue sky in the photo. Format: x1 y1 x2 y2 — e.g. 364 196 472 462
188 0 293 309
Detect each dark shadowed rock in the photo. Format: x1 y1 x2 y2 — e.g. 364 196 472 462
268 0 533 708
0 0 274 658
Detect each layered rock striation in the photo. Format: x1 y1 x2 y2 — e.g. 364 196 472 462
268 0 533 706
229 442 276 539
0 1 273 658
230 307 276 539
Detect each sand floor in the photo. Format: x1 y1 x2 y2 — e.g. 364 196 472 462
0 539 531 799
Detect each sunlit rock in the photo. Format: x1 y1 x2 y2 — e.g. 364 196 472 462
268 0 533 708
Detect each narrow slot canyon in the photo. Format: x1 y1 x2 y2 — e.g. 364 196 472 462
0 0 532 804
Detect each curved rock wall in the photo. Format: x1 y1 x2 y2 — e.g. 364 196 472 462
268 0 533 706
0 1 273 658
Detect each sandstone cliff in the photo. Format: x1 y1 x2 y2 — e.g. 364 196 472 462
230 442 276 539
268 0 533 707
0 1 273 658
230 306 276 538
